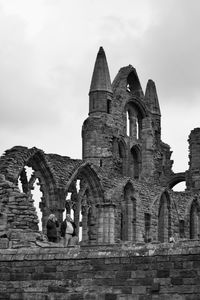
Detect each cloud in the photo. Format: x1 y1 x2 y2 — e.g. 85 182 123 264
133 0 200 101
0 0 199 174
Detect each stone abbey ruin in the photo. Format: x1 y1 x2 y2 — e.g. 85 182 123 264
1 47 200 299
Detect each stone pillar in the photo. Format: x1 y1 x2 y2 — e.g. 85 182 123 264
187 128 200 191
97 203 115 244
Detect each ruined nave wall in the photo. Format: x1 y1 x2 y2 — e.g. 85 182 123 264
0 241 200 300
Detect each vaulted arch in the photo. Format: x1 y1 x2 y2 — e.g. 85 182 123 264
167 172 186 189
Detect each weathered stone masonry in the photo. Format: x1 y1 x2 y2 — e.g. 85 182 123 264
1 242 200 299
0 47 200 299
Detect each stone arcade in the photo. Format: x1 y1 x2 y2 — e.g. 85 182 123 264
0 47 200 299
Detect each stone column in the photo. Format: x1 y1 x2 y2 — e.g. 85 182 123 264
187 128 200 191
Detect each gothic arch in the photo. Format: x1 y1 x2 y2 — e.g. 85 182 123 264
125 100 148 139
66 162 104 201
121 182 137 242
158 191 171 242
65 163 104 244
113 138 127 176
127 71 143 96
167 172 186 189
129 144 141 179
19 152 58 233
1 147 58 233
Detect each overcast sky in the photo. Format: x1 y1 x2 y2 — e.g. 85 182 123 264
0 0 200 176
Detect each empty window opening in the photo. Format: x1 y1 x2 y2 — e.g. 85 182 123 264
63 192 72 220
107 100 111 114
76 179 81 193
144 213 151 242
126 106 142 139
126 111 130 136
136 118 139 139
127 71 141 93
79 209 83 241
126 84 130 92
18 178 23 193
18 166 43 231
172 182 186 192
33 178 43 231
130 147 141 179
179 219 185 238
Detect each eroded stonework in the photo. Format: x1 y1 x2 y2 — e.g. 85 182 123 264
1 47 200 299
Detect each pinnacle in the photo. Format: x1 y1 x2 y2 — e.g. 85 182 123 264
89 47 112 94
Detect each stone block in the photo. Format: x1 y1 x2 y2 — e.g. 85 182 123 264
0 238 9 249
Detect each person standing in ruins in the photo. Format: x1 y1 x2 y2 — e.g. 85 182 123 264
60 214 77 246
46 214 59 243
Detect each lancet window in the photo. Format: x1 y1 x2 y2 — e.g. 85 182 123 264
64 176 97 244
113 138 127 176
121 183 136 242
158 192 171 242
130 145 141 179
18 165 43 231
125 100 143 140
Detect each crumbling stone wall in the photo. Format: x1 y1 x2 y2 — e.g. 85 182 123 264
187 128 200 191
1 47 200 299
1 241 200 300
0 174 40 248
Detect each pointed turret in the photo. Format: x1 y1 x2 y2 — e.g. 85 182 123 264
145 80 161 115
89 47 113 115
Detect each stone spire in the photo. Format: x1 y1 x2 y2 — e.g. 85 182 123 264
88 47 113 115
145 79 161 115
89 47 112 94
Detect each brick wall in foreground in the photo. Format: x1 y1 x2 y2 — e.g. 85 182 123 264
0 241 200 300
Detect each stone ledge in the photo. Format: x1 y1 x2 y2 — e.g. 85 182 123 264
0 239 200 261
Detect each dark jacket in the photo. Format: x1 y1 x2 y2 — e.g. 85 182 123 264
60 220 76 237
46 219 59 239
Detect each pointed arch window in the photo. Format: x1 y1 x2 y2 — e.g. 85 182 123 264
18 165 44 231
63 165 103 245
112 138 127 176
130 145 141 179
158 192 171 242
126 104 143 139
144 213 151 242
64 179 97 244
121 183 136 242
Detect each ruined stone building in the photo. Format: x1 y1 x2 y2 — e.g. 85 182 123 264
1 47 200 299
